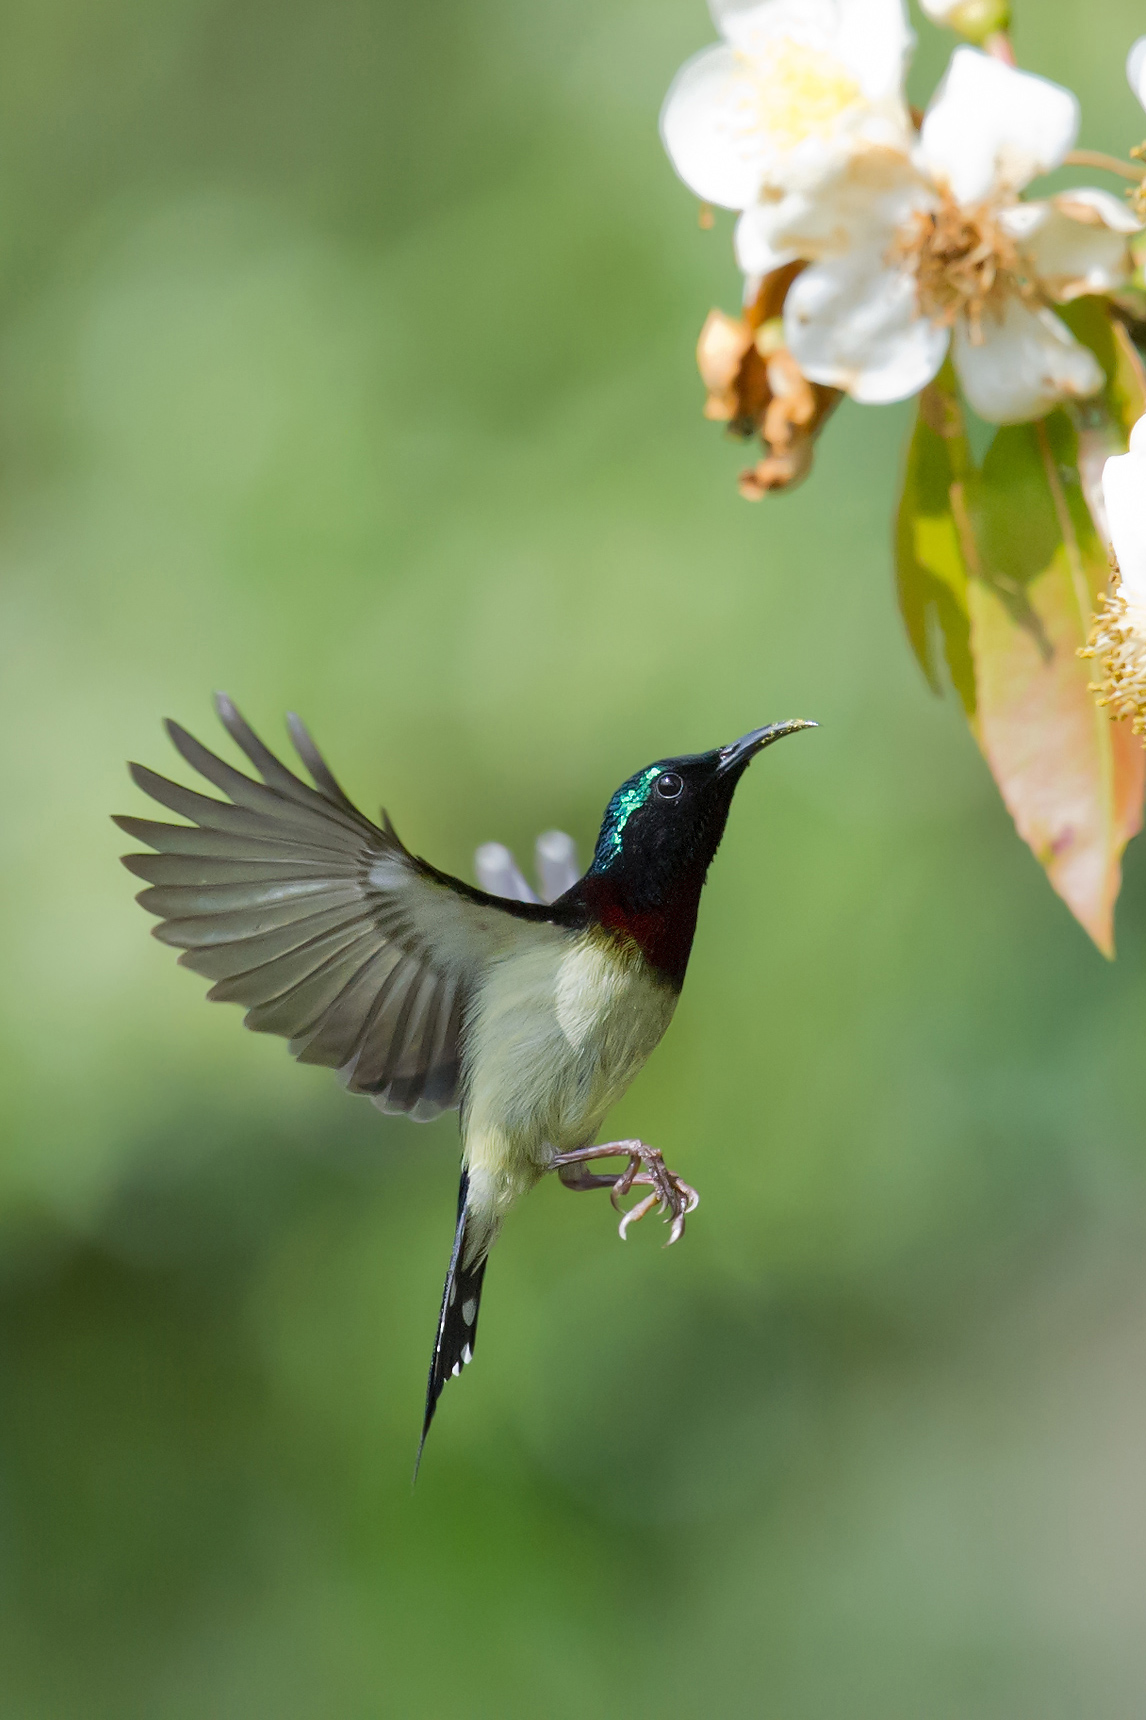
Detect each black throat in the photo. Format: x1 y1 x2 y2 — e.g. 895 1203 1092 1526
572 861 711 989
565 765 742 988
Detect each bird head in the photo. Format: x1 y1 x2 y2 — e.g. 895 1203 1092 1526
586 720 817 911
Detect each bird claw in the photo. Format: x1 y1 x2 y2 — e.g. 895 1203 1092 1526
617 1188 661 1241
616 1153 699 1246
552 1140 698 1245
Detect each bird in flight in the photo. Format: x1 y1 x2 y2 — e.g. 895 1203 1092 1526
116 696 815 1464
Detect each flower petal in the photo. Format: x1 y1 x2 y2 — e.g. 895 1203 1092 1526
1128 36 1146 112
660 44 776 207
784 247 948 401
735 208 799 274
1103 418 1146 607
664 3 916 205
1047 187 1143 235
1001 190 1139 302
919 47 1078 205
710 0 913 102
952 299 1102 423
751 143 930 264
832 0 914 103
710 0 834 47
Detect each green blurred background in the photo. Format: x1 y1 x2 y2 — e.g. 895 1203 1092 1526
3 1 1146 1714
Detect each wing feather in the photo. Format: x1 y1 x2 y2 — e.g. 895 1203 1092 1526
154 891 363 949
118 698 557 1119
290 945 406 1067
137 875 351 918
217 694 358 815
122 853 339 888
113 815 329 863
203 918 375 1001
285 710 362 814
127 764 352 857
341 955 423 1091
165 717 371 841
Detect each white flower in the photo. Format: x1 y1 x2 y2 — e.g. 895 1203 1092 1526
1084 417 1146 734
751 48 1139 420
1105 418 1146 611
660 0 915 220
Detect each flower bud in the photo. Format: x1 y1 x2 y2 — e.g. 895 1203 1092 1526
920 0 1010 43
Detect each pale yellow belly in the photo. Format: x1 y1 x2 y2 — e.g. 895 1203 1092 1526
460 929 677 1242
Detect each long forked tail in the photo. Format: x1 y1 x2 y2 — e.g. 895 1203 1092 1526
415 1170 488 1477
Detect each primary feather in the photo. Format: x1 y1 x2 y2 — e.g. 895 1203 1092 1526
116 693 555 1122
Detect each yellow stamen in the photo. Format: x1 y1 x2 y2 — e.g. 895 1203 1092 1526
739 39 863 151
1079 568 1146 737
890 191 1035 340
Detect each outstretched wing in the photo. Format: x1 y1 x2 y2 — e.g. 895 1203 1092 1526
116 695 551 1121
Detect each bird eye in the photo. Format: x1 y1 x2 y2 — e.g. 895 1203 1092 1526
656 772 683 800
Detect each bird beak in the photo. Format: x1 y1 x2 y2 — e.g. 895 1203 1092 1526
717 719 818 775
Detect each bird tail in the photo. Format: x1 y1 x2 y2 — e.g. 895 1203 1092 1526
415 1169 488 1477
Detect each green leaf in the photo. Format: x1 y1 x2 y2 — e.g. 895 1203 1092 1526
1060 295 1146 431
965 410 1143 956
894 373 976 717
1059 296 1146 540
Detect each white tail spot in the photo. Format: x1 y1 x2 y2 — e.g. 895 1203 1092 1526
461 1298 477 1325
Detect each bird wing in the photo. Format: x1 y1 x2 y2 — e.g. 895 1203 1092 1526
116 695 550 1122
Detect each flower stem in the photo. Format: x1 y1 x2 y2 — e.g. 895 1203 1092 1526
983 30 1016 65
1063 149 1145 182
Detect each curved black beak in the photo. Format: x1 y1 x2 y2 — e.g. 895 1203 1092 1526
717 719 818 775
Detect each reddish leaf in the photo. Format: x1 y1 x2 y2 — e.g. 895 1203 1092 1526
1112 716 1146 870
967 413 1139 955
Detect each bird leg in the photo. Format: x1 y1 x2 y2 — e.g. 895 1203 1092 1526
551 1140 699 1246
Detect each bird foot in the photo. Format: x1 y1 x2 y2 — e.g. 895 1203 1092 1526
552 1140 699 1246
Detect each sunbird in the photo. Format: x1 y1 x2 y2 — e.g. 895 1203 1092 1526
117 697 815 1459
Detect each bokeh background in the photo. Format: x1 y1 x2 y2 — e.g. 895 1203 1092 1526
3 1 1146 1714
